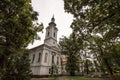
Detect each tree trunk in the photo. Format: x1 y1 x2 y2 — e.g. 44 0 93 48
98 45 114 80
0 56 9 71
104 59 115 80
104 59 113 76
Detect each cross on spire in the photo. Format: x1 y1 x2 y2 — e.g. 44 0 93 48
51 14 55 22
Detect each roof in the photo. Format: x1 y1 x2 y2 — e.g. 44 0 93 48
28 43 60 53
61 57 67 62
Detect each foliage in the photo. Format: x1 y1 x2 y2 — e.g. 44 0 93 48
0 0 43 79
84 59 93 74
1 49 31 80
59 32 82 76
49 64 58 76
63 0 120 78
49 64 58 80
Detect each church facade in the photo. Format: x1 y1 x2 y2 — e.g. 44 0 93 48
29 16 61 76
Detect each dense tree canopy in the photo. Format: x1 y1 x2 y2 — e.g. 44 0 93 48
0 0 43 65
59 32 82 75
63 0 120 79
0 0 43 79
1 49 31 80
64 0 120 38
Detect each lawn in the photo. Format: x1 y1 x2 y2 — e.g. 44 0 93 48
32 76 104 80
66 76 104 80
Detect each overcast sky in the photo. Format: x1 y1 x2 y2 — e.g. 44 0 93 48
28 0 73 49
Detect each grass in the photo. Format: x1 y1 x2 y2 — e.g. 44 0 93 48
66 76 104 80
32 76 104 80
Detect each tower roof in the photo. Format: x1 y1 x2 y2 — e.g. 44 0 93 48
51 15 55 22
49 15 56 26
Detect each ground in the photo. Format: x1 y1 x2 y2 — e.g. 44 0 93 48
31 76 104 80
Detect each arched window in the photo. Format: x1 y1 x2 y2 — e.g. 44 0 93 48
47 32 49 36
32 54 35 63
57 56 59 64
53 32 55 37
52 55 54 64
38 53 41 62
44 53 48 63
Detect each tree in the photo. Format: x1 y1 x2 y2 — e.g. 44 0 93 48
1 49 31 80
83 59 93 75
0 0 43 79
59 32 82 76
63 0 120 79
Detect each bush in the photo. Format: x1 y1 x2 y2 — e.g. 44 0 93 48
1 50 31 80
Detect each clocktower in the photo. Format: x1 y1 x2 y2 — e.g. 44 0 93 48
44 16 58 47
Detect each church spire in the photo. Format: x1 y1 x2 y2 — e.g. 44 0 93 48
49 15 56 26
51 14 55 22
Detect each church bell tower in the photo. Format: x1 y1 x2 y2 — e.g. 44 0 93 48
44 16 58 47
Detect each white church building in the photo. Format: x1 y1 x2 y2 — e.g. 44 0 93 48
29 16 61 76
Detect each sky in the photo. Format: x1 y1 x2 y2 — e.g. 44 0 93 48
28 0 73 49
